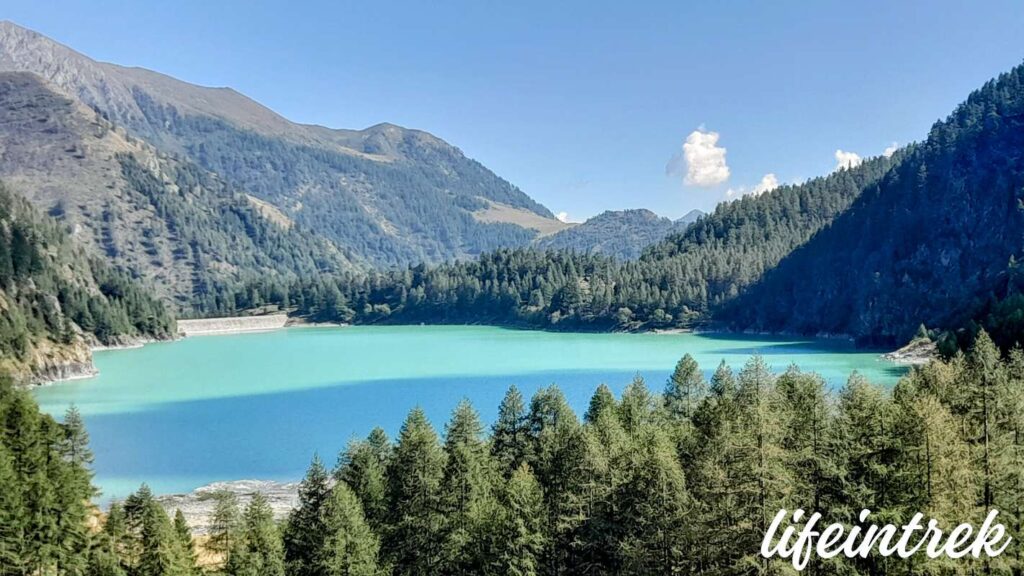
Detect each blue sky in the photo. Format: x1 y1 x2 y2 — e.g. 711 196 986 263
5 1 1024 220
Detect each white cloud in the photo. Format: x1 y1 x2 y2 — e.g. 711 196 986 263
726 173 780 199
834 149 863 171
556 211 570 223
668 128 730 187
883 142 899 158
752 173 779 196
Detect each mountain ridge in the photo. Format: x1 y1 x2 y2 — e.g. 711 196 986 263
0 21 560 268
722 62 1024 346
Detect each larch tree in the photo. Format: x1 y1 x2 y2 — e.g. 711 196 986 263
384 407 445 576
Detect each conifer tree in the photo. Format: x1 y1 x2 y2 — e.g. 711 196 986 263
336 429 391 533
616 426 690 576
491 386 529 476
439 400 499 575
776 367 833 511
618 375 660 436
322 483 381 576
136 492 191 576
284 455 333 576
172 510 197 575
583 384 617 424
493 463 547 576
384 408 445 576
208 489 241 563
730 355 791 574
225 493 285 576
665 353 706 421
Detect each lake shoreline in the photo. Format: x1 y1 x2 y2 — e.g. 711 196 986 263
35 318 909 387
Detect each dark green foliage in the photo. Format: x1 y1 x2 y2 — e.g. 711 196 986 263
383 408 445 576
225 493 285 576
129 94 548 268
116 154 348 314
491 386 530 477
283 455 333 576
241 146 902 332
321 483 381 576
335 428 391 533
0 183 174 379
11 330 1024 575
725 63 1024 346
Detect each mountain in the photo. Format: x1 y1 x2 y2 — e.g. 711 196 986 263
723 63 1024 346
677 209 704 226
535 209 690 259
0 21 563 268
637 151 904 313
0 71 350 312
0 182 174 383
232 150 904 330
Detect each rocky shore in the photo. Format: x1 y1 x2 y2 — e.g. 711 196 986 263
156 480 300 534
882 338 939 365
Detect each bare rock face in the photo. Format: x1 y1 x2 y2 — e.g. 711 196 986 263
156 480 301 535
882 338 939 366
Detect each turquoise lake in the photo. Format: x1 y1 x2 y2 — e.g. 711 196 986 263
32 325 907 500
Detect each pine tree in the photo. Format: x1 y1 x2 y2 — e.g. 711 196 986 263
0 442 24 573
284 455 333 576
616 426 690 576
322 483 381 576
439 400 499 575
618 375 660 436
336 429 391 533
491 386 529 477
526 386 587 575
583 384 616 424
493 463 547 576
172 510 197 575
225 493 285 576
776 367 833 512
208 489 241 563
384 408 445 576
136 493 191 576
664 353 706 421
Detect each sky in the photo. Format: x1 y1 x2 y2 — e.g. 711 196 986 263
5 1 1024 221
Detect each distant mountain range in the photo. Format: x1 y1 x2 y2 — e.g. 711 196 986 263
7 19 1020 380
0 22 568 274
0 22 703 307
536 208 703 259
0 72 353 309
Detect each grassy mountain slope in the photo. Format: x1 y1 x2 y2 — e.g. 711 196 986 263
723 63 1024 346
0 71 351 312
0 182 174 383
0 21 561 267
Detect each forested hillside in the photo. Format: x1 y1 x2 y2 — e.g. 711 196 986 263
6 332 1024 575
0 22 563 268
0 182 174 383
534 209 695 259
725 63 1024 346
215 148 904 330
0 72 351 311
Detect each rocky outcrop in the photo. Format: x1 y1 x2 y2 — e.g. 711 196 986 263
9 339 97 386
883 338 939 366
